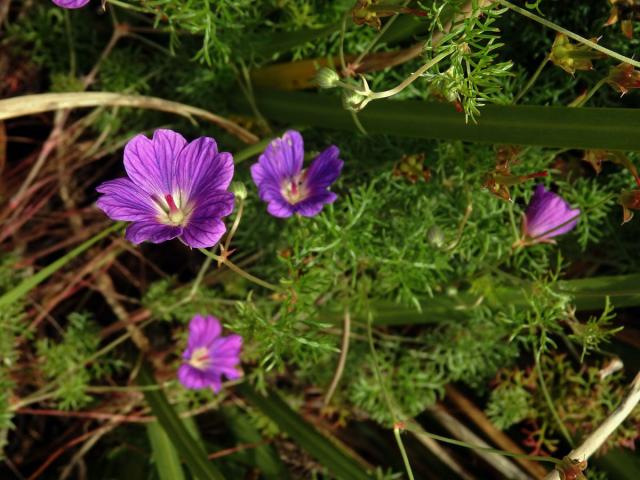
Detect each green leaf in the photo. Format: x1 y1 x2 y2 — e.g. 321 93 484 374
237 384 373 480
247 90 640 151
222 406 289 479
146 422 187 480
138 365 225 480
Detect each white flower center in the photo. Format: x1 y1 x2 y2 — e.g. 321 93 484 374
154 193 191 227
188 347 211 370
281 172 309 205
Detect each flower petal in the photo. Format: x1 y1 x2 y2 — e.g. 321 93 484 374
212 334 243 357
177 364 220 390
180 191 234 248
52 0 91 8
124 129 186 196
525 185 580 239
267 199 295 218
125 221 182 244
294 191 338 217
187 315 222 351
96 178 157 221
304 145 343 193
251 130 304 196
175 137 234 200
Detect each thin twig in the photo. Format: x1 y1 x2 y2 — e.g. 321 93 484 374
544 371 640 480
324 310 351 406
0 92 259 144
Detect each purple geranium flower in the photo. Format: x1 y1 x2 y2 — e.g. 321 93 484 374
178 315 243 392
522 184 580 243
250 130 343 218
52 0 91 8
96 129 234 248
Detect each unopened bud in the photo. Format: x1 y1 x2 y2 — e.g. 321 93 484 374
316 67 340 89
342 90 367 112
427 226 445 248
230 181 247 200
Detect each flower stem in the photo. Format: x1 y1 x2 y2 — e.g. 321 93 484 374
569 77 607 108
198 248 280 292
366 49 454 101
514 55 550 103
394 426 415 480
497 0 640 68
535 350 574 447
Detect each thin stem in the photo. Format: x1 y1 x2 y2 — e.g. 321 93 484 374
394 426 415 480
444 198 473 252
570 77 607 108
353 2 408 68
339 13 348 73
324 310 351 406
106 0 149 13
514 55 549 103
497 0 640 69
198 249 280 292
408 422 562 465
535 350 574 447
63 11 77 77
188 252 213 299
367 49 454 101
349 110 368 135
544 372 640 479
223 197 244 257
366 317 416 478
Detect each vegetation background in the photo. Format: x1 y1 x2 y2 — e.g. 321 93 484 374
1 0 640 479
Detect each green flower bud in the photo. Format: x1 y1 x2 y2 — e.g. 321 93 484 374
427 226 445 248
342 90 367 112
230 181 247 200
316 67 340 89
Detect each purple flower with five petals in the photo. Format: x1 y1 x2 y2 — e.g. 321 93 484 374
250 130 343 218
178 315 243 392
52 0 91 8
522 184 580 243
96 129 235 248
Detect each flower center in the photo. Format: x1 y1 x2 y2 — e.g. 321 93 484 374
281 172 309 205
188 347 211 370
153 193 190 226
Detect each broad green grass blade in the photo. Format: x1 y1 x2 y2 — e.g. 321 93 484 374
138 365 225 480
222 406 289 479
146 421 187 480
249 90 640 151
237 384 373 480
0 223 122 310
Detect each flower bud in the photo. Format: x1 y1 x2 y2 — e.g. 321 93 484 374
315 67 340 89
427 226 445 248
230 181 247 200
342 90 367 112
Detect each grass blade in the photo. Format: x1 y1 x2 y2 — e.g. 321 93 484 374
237 384 373 480
248 90 640 151
146 421 187 480
138 365 225 480
0 223 122 310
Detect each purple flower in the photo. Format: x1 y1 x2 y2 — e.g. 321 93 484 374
250 130 343 218
523 185 580 242
96 129 235 248
177 315 243 392
52 0 91 8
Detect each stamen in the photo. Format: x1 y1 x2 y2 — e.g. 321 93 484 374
165 194 179 214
